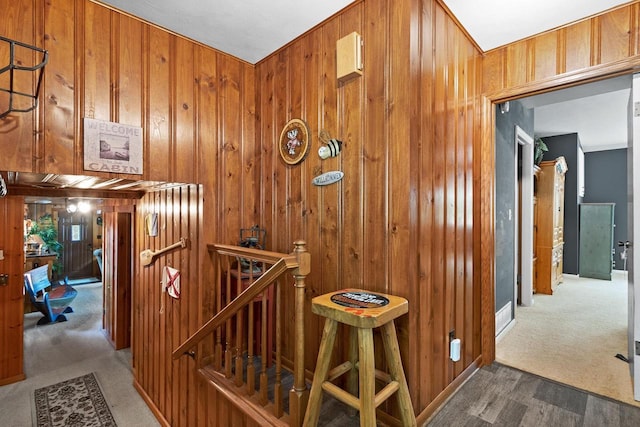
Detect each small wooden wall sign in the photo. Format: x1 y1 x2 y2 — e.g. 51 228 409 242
312 171 344 186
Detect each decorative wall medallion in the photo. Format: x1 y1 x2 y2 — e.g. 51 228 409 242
312 170 344 186
279 118 311 165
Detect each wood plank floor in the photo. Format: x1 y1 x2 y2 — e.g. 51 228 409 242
425 363 640 427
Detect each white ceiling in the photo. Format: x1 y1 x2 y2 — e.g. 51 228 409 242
94 0 635 152
95 0 356 64
441 0 631 52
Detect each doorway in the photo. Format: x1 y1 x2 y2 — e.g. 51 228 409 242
494 75 633 403
58 210 96 280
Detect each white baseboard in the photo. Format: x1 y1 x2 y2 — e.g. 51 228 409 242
495 302 512 336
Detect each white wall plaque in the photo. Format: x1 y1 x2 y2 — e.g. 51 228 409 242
84 118 143 175
312 171 344 186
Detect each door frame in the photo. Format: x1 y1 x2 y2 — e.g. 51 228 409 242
480 59 640 368
515 125 534 307
629 72 640 400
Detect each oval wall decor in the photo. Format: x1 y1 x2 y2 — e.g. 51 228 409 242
279 118 311 165
312 170 344 186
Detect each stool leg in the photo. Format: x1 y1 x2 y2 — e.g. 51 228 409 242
381 321 416 427
358 327 376 427
303 318 338 427
347 325 359 417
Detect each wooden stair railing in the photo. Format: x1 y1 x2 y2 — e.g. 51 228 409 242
172 240 310 427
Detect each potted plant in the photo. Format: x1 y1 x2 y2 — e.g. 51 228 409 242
534 137 548 166
27 213 63 274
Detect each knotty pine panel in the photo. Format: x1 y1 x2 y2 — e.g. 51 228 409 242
0 1 37 171
83 1 111 124
256 0 483 420
116 15 144 130
416 0 436 412
173 37 196 185
0 196 25 385
146 27 171 181
42 0 76 173
599 7 633 64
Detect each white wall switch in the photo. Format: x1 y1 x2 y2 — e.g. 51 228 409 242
0 249 4 260
450 338 461 362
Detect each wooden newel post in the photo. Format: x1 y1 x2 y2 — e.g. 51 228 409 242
289 240 310 427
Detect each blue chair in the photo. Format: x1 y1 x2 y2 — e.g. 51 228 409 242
24 265 78 325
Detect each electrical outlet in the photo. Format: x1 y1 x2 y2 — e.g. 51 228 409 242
450 339 461 362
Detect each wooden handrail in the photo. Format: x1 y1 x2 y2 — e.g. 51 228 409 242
173 240 310 426
210 243 299 266
172 257 292 359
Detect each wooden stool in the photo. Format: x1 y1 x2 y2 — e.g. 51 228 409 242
303 289 416 427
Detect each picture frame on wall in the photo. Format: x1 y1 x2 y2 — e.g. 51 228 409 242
83 117 143 175
279 118 311 165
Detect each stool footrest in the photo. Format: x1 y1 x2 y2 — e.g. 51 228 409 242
322 381 360 410
321 379 401 410
327 361 353 382
374 381 400 408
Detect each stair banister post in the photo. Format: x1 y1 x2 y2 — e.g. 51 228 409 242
288 240 310 427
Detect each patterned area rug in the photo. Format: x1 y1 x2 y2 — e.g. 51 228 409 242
34 373 117 426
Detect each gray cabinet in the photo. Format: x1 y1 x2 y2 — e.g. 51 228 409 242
579 203 615 280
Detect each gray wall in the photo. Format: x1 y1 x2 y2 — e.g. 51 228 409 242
541 133 583 274
495 101 533 315
583 148 628 269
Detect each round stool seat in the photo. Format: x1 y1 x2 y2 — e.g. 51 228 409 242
311 289 408 328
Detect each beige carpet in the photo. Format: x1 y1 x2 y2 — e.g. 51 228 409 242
496 270 639 407
0 282 159 427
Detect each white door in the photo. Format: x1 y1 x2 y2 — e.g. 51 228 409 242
629 72 640 401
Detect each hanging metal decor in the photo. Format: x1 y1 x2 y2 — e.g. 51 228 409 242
279 118 311 165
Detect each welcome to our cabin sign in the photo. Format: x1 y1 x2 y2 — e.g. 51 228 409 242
83 118 143 175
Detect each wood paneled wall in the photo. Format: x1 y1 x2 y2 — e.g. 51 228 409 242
133 186 205 427
0 196 25 386
0 0 256 198
256 0 482 419
483 2 640 98
3 0 639 425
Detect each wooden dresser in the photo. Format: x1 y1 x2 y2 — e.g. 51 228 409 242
535 157 568 294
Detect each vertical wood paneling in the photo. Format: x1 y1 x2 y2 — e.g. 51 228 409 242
481 47 505 95
564 21 592 73
533 32 558 80
147 28 171 181
484 2 639 97
256 0 483 420
116 15 144 130
43 0 76 173
599 7 632 64
0 1 36 171
504 42 527 88
431 4 448 400
362 0 388 293
0 196 25 385
417 0 435 410
174 38 196 184
83 2 111 123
